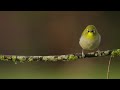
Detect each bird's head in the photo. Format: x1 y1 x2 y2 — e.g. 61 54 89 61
82 25 98 39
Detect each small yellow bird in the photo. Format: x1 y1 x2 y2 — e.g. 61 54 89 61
79 25 101 57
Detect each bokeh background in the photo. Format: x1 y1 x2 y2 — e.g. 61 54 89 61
0 11 119 79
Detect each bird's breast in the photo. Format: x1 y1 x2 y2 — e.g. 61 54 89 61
79 34 101 50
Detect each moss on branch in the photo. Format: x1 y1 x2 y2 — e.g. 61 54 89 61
0 49 120 63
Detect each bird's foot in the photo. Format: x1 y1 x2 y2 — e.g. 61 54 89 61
96 49 102 56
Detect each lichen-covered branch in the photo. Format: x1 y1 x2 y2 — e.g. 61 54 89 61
0 49 120 63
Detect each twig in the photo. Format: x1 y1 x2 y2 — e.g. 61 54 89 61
107 56 112 79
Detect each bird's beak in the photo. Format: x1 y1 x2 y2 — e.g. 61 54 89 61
88 32 93 37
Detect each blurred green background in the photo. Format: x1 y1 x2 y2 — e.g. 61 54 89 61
0 11 120 79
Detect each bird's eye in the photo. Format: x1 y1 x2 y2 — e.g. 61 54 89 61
88 31 89 32
91 30 95 33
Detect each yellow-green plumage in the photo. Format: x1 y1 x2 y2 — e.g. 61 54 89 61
79 25 101 51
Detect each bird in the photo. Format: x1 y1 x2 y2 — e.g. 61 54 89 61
79 25 101 57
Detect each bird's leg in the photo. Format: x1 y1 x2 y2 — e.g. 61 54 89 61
96 49 101 56
96 49 100 52
82 49 85 58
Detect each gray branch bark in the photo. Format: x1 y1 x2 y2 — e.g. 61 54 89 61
0 49 120 63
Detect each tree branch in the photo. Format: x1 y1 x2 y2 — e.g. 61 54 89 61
0 49 120 63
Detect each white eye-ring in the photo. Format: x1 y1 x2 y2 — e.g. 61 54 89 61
91 30 95 33
87 29 89 32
